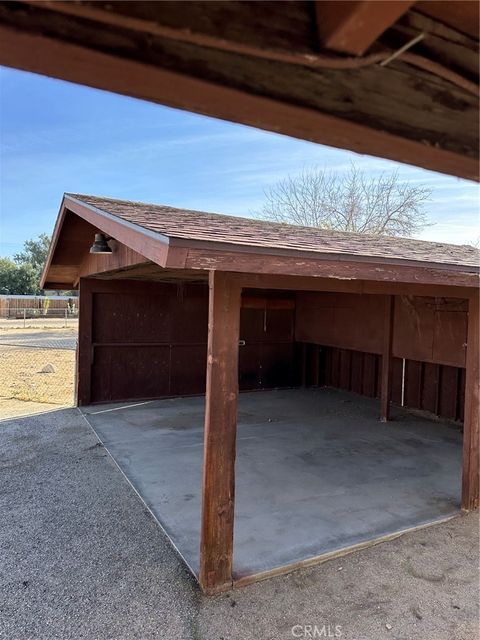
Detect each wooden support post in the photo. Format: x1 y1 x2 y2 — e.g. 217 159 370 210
380 295 395 422
461 291 479 511
77 278 93 406
199 271 241 593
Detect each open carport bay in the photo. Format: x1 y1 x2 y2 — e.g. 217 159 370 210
82 388 462 582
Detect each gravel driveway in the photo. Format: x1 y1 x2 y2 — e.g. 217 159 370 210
0 408 478 640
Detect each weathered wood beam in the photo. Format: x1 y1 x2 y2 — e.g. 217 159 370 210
211 257 478 290
416 0 479 40
0 13 477 180
461 291 479 511
316 1 415 55
199 271 241 593
380 295 395 421
230 272 475 299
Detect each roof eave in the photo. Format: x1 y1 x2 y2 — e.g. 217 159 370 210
41 194 172 288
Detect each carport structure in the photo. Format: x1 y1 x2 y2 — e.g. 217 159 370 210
42 193 479 594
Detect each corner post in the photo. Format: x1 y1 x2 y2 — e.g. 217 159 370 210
462 291 479 511
199 271 241 593
77 278 93 406
380 295 395 422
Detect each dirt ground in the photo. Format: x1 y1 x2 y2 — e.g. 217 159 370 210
0 326 76 419
0 398 61 421
0 318 78 330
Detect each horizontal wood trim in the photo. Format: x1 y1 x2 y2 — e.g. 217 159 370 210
92 342 206 348
241 296 295 310
183 250 478 288
231 273 475 298
43 282 77 291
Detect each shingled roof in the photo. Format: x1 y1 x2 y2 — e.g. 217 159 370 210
67 194 479 270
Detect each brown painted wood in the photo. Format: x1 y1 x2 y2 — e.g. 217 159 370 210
393 296 468 368
41 197 169 288
296 291 385 355
65 197 170 266
199 271 241 593
301 343 308 388
78 241 148 280
461 291 479 511
230 273 475 299
416 1 479 39
77 278 93 406
316 1 414 55
0 12 477 180
185 250 478 288
313 345 320 387
380 296 395 421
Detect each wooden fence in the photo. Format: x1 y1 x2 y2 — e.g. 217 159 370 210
0 296 79 318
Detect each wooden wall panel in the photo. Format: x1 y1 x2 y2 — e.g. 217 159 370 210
393 296 467 367
433 305 468 366
307 345 465 422
91 345 171 403
438 366 460 421
296 292 468 368
295 292 384 354
391 357 403 405
238 304 296 391
83 280 296 403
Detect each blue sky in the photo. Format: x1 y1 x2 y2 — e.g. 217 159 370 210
0 66 478 257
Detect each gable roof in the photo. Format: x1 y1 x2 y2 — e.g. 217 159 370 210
67 193 479 270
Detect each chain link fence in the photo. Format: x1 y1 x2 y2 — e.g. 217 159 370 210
0 335 77 408
0 307 79 329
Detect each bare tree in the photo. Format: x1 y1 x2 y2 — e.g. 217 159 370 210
259 165 431 237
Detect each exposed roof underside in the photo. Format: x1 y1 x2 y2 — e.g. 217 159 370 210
69 194 479 269
0 1 478 179
41 193 479 292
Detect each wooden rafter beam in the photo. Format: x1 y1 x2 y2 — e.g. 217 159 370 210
315 0 416 55
416 0 479 40
0 2 477 180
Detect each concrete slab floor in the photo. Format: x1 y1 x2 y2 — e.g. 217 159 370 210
2 407 477 640
82 388 462 581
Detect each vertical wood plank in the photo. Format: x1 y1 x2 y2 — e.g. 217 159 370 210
313 345 320 387
199 271 241 593
77 278 93 406
380 295 395 421
461 291 479 511
301 342 307 387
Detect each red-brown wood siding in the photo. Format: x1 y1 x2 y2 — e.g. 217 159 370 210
90 282 208 403
295 292 468 368
303 344 465 422
82 280 297 404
